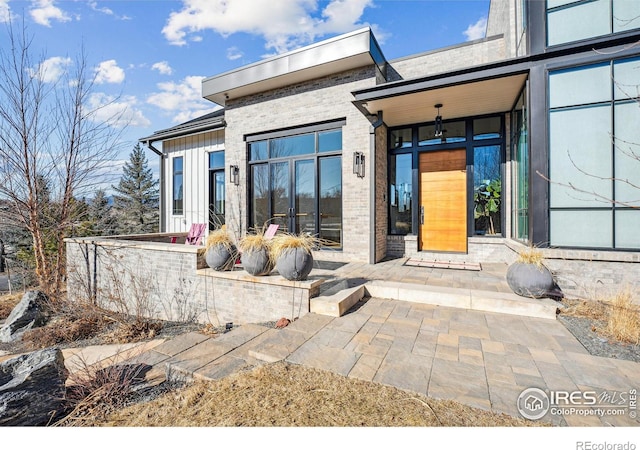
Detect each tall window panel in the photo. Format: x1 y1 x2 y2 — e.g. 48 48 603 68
512 88 529 243
172 156 183 215
547 0 640 47
548 57 640 249
389 153 413 235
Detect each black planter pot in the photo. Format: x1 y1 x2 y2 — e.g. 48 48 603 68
275 247 313 281
205 243 237 271
506 262 556 299
241 248 274 276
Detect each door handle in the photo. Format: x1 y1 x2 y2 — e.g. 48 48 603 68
420 206 424 225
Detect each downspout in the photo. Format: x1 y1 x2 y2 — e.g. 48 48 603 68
141 140 166 233
369 111 383 265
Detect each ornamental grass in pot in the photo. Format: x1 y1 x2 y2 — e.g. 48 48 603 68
239 232 274 276
204 227 238 271
271 232 317 281
506 247 562 299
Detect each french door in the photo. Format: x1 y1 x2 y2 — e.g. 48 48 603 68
251 156 342 246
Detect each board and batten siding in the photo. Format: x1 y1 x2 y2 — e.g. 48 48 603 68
162 130 225 234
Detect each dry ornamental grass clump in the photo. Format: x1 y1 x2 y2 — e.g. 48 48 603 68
562 286 640 345
269 233 318 261
604 288 640 344
516 247 545 268
204 226 236 253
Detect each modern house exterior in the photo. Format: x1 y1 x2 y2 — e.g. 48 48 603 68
139 0 640 297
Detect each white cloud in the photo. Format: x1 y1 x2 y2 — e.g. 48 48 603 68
30 0 71 27
86 92 151 128
95 60 125 84
226 46 243 61
162 0 374 53
30 56 73 83
88 1 131 20
463 16 487 41
1 0 12 23
151 61 173 75
147 75 215 123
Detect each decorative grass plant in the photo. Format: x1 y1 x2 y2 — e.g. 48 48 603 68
204 226 235 252
204 226 237 271
515 246 545 268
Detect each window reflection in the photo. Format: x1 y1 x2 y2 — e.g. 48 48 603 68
389 153 412 235
473 146 502 235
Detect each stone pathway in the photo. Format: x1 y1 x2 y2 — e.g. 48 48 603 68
126 296 639 427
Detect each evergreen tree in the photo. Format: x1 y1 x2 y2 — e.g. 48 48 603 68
88 188 116 236
111 144 159 234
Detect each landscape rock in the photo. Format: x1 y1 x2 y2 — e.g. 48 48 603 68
0 347 68 426
275 318 291 329
0 290 49 343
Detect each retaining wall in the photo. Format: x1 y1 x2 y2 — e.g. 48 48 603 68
65 235 323 326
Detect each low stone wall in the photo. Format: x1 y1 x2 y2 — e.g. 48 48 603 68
65 236 323 326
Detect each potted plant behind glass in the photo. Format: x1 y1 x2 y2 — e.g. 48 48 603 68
239 229 275 276
506 246 563 300
271 232 316 281
204 226 238 271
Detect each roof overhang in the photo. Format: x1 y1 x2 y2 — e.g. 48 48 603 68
353 60 531 127
203 27 386 107
139 112 226 144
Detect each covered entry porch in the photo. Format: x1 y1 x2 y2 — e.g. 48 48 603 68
353 67 529 260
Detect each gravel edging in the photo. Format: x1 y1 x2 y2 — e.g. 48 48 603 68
557 315 640 363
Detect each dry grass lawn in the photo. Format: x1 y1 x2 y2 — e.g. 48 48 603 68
92 362 542 427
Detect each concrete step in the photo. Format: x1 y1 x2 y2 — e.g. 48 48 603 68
310 279 559 320
248 313 334 363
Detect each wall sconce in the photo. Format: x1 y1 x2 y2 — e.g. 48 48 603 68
434 103 443 137
229 165 240 186
353 152 365 178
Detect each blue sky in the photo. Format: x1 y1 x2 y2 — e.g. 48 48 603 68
0 0 490 177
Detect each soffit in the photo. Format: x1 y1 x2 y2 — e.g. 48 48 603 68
360 73 528 127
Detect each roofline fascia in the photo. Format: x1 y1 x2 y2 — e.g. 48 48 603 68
353 31 640 102
139 118 226 145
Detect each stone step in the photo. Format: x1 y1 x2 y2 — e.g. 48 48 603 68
310 280 559 320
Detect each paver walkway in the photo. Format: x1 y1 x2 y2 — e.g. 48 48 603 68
126 295 639 427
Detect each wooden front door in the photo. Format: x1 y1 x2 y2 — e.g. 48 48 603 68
419 149 467 253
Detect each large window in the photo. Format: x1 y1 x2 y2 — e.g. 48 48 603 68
548 57 640 249
172 156 183 215
248 127 343 248
511 88 529 243
209 151 225 229
547 0 640 46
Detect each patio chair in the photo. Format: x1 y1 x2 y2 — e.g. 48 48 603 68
264 224 279 239
171 223 207 245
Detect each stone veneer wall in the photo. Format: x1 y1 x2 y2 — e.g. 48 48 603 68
223 66 379 264
387 36 507 82
65 236 322 326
